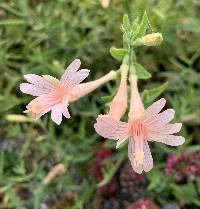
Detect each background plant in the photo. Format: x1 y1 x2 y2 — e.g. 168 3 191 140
0 0 200 208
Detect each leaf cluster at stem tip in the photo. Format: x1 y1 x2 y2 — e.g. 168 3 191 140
110 12 163 80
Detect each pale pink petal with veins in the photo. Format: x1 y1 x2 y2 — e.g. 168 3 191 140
62 107 70 119
51 103 63 125
60 59 81 83
143 141 153 172
20 74 59 96
60 59 90 88
146 109 175 127
24 74 59 87
128 138 144 174
153 123 182 135
146 123 182 141
62 68 89 88
144 98 166 120
25 97 53 120
94 115 129 140
127 139 153 174
20 83 48 97
147 131 185 146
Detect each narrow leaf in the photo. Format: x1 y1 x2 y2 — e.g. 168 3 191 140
135 11 148 39
123 14 130 32
131 17 140 38
133 63 151 79
142 82 168 104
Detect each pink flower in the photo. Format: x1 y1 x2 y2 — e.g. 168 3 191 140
108 64 128 120
94 74 185 173
20 59 116 125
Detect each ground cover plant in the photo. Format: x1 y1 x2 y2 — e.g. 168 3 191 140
0 0 200 209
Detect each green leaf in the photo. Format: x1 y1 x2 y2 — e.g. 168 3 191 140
97 154 124 187
110 47 128 61
122 14 130 32
132 17 139 30
186 145 200 153
171 183 198 205
142 82 168 104
131 17 140 39
132 63 151 79
101 94 115 103
0 95 20 112
135 11 148 39
0 151 4 179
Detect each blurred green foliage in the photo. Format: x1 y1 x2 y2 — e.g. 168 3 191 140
0 0 200 208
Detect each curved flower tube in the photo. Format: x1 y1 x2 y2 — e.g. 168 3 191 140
108 64 128 120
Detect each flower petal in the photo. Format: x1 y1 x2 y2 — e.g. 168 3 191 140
128 138 143 174
60 59 89 88
42 75 59 86
67 69 90 87
144 98 166 120
60 59 81 82
128 139 153 173
20 83 47 96
24 74 58 89
51 104 63 125
25 97 52 120
143 141 153 172
155 123 182 135
147 109 175 128
94 115 129 140
146 123 182 142
62 106 70 119
161 135 185 146
147 130 185 146
22 74 58 96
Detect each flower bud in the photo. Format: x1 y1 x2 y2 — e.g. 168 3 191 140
100 0 110 8
5 114 30 122
141 33 163 46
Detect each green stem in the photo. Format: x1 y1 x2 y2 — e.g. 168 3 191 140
128 45 136 75
123 0 130 15
128 46 132 71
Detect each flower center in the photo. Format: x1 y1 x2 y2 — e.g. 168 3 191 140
53 84 68 102
128 120 146 167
